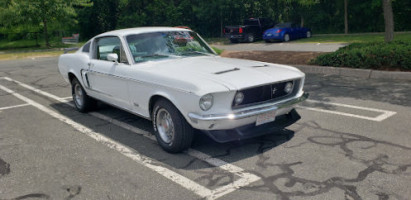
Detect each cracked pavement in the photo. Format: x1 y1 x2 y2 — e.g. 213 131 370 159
0 57 410 200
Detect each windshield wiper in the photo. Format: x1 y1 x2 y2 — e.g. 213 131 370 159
139 53 171 58
180 51 214 56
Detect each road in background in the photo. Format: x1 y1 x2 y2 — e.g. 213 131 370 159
1 57 410 200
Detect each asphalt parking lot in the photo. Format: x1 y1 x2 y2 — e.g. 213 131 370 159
1 57 411 200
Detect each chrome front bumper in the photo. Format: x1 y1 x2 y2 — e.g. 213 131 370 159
188 92 309 130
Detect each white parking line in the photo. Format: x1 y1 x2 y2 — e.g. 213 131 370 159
3 77 66 101
2 77 261 200
0 84 214 198
0 103 30 111
298 99 397 122
91 112 260 199
61 96 72 100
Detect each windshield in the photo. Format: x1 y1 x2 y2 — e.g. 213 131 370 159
126 31 215 63
244 19 259 26
274 23 291 28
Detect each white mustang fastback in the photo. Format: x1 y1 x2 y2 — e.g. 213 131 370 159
58 27 308 153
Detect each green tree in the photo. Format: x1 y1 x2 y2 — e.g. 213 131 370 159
0 0 92 47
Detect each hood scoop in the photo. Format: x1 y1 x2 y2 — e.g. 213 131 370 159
252 64 269 68
214 67 240 75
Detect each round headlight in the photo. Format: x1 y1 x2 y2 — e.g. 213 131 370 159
199 94 213 111
234 92 244 105
284 82 293 93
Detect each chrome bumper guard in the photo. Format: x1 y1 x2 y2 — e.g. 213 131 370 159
188 92 309 122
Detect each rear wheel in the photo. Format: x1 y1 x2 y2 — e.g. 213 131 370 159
306 31 312 38
246 34 255 43
283 34 290 42
71 78 96 112
152 99 193 153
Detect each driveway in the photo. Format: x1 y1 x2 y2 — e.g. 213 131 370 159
0 57 410 200
213 42 346 52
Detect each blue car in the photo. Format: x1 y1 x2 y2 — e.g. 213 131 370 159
263 22 311 42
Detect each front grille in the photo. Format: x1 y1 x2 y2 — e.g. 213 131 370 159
232 79 300 108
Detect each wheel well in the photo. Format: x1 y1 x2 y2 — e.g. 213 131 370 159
68 73 76 84
149 95 169 117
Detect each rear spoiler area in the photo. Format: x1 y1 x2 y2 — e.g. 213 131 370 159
63 47 80 54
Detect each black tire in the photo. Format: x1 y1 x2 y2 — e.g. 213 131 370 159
152 99 193 153
283 34 290 42
71 78 96 112
230 38 238 43
246 34 255 43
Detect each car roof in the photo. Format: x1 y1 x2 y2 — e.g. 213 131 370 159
95 27 191 38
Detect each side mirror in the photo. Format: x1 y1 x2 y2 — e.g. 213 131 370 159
107 53 119 63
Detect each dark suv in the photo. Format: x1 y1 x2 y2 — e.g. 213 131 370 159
224 18 274 43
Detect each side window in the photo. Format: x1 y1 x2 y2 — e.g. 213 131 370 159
82 42 90 53
94 37 128 64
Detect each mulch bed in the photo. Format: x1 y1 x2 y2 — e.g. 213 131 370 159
220 51 325 65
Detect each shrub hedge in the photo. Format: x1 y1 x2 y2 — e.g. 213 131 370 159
310 41 411 70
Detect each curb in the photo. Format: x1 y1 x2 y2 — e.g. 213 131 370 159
294 65 411 81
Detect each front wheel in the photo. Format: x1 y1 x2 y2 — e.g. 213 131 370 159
152 99 193 153
230 38 239 43
71 78 96 112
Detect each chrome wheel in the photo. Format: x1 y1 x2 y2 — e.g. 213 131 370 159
284 34 290 42
74 83 84 107
248 34 254 42
307 31 311 38
156 108 175 144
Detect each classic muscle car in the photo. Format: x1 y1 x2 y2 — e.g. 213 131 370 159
58 27 308 153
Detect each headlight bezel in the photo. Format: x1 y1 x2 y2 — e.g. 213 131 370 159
284 82 294 94
234 92 244 106
199 94 214 111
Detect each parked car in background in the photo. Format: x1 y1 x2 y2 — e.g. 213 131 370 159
58 27 308 153
263 22 311 42
224 18 274 43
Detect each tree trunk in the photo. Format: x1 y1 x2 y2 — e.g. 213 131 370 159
301 15 304 27
43 18 50 48
382 0 394 42
220 7 223 38
344 0 348 34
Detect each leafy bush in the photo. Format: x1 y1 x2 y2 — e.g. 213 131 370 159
310 41 411 70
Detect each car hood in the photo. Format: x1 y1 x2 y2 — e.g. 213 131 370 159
135 56 304 94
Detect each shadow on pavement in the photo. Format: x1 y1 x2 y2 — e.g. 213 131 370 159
49 101 295 172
